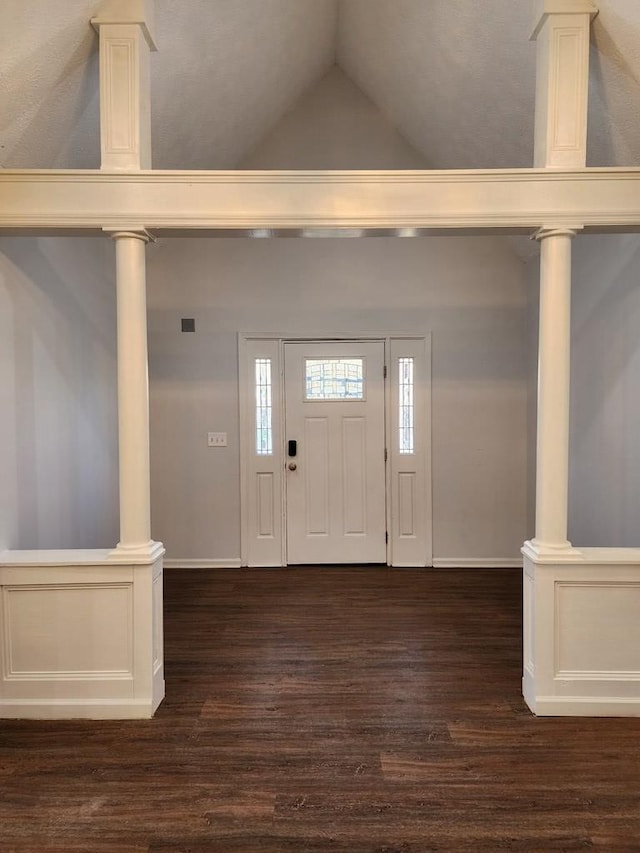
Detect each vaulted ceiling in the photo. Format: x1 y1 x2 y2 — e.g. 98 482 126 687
2 0 639 171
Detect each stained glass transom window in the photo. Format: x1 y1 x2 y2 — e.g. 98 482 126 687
305 358 364 400
255 358 273 455
399 357 414 454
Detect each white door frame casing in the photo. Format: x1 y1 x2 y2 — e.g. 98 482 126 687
239 333 432 568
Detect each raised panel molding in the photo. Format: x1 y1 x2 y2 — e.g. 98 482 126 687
3 583 133 679
152 570 163 677
555 582 640 677
551 30 584 152
305 418 330 536
104 39 137 154
524 570 535 677
342 417 366 536
398 473 416 538
257 473 275 538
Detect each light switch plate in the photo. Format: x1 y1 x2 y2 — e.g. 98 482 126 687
207 432 227 447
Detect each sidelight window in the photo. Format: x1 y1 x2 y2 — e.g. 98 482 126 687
398 357 414 454
255 358 273 455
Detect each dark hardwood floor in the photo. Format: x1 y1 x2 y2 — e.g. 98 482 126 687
1 567 639 852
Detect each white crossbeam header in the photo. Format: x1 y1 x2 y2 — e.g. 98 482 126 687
1 169 639 236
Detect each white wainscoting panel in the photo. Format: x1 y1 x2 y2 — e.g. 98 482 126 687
522 545 640 716
3 583 133 678
0 549 164 719
555 582 640 677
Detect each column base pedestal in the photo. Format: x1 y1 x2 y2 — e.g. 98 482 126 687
522 539 583 561
108 539 165 563
522 544 640 717
0 547 165 719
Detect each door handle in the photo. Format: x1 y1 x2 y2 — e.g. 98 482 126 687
288 462 297 471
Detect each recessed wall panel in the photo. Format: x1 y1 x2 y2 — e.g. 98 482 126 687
555 582 640 675
524 571 535 676
3 584 133 677
257 472 275 538
153 571 163 676
106 41 135 152
305 418 329 535
554 30 582 150
398 472 415 537
343 417 366 535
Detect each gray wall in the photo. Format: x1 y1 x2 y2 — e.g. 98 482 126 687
568 234 640 546
147 235 529 563
0 237 118 550
525 234 640 548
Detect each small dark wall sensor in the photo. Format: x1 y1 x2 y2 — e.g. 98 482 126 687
181 318 195 333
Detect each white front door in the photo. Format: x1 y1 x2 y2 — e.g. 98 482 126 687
284 341 387 564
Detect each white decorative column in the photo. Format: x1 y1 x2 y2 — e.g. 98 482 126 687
0 1 164 721
517 0 640 720
529 227 580 556
530 0 598 168
525 0 597 559
109 229 162 561
91 0 157 170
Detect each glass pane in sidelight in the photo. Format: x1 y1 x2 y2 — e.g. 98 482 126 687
398 357 414 454
255 358 273 455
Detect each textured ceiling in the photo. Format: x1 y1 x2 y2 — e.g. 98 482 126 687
338 0 640 169
0 0 639 171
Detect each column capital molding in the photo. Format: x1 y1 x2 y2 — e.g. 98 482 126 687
105 227 154 243
91 0 157 50
531 0 598 40
533 225 581 241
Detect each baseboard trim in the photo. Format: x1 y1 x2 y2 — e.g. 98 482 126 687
163 558 242 569
0 698 160 720
432 557 523 569
524 672 640 717
525 695 640 717
165 558 522 569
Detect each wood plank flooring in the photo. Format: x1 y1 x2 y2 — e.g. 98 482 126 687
1 567 640 852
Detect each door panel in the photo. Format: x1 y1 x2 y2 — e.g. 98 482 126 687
305 417 329 535
284 341 386 564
